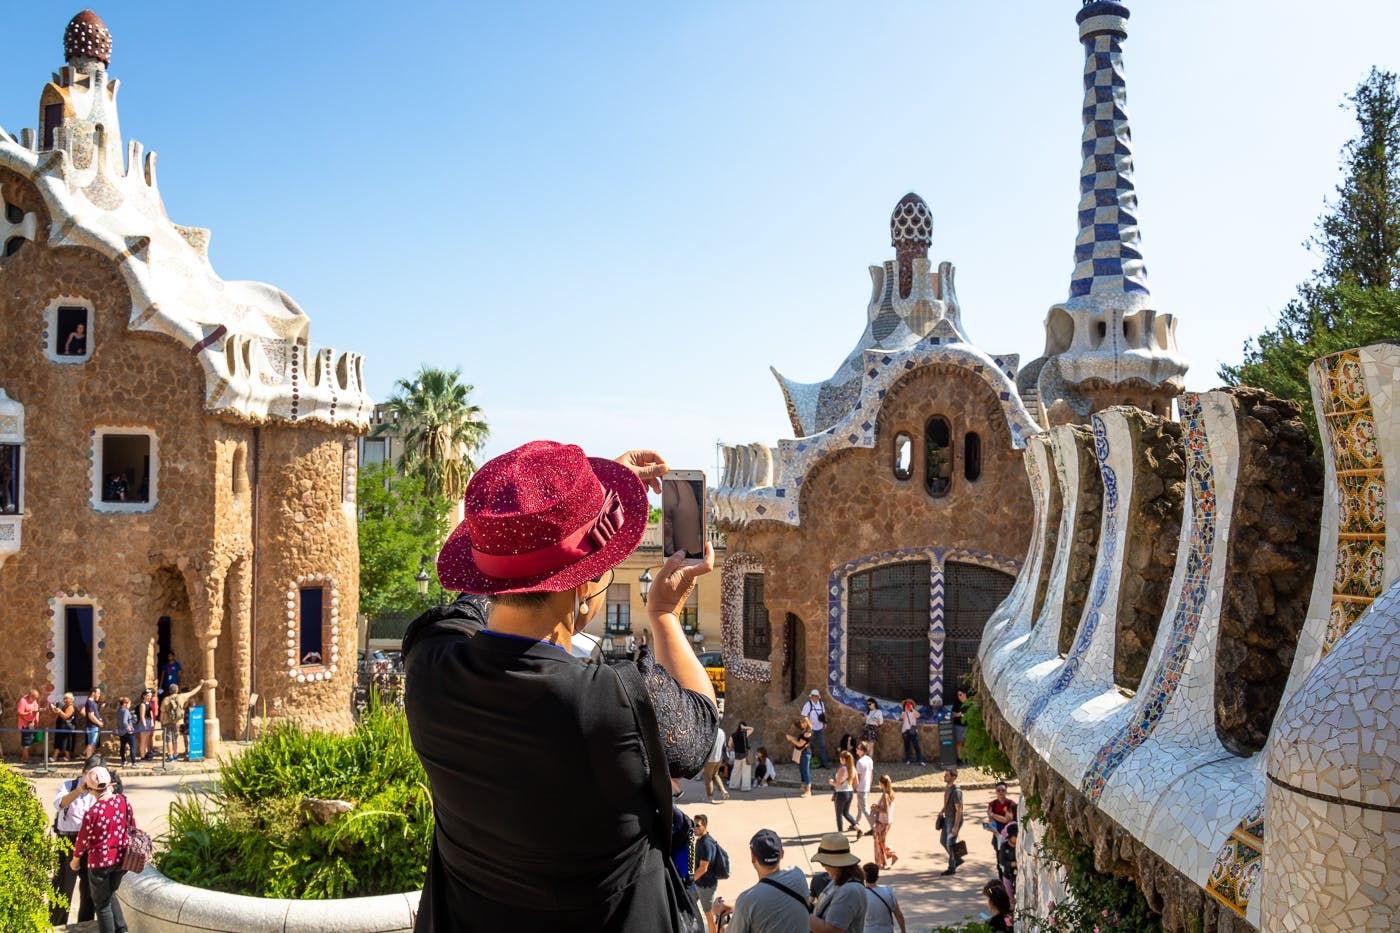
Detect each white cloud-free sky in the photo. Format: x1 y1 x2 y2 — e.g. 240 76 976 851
4 2 1398 481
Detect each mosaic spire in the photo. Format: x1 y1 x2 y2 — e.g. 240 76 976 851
1068 1 1148 309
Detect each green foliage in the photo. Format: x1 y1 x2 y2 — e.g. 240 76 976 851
1019 823 1160 933
357 461 453 619
1222 68 1400 434
931 921 993 933
0 765 66 931
375 366 489 503
158 704 432 899
960 696 1017 782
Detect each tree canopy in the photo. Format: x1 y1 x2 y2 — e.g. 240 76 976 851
373 367 489 503
357 461 452 619
1221 68 1400 428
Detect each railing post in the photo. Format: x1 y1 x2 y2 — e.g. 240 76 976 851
36 728 54 774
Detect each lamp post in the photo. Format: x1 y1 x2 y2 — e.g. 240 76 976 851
638 567 654 606
415 563 431 601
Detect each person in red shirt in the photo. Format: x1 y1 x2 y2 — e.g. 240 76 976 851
16 688 45 764
69 766 132 933
986 782 1018 854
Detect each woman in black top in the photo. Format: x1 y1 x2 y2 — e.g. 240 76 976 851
405 443 717 933
984 880 1013 932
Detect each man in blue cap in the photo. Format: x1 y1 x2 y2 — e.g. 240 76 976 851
712 829 809 932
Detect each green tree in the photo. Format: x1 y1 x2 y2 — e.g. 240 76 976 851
357 462 452 619
374 367 489 502
1222 68 1400 428
0 765 66 931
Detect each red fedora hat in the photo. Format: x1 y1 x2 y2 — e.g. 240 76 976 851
436 440 648 595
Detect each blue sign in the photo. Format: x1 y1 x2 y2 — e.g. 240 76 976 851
187 706 205 761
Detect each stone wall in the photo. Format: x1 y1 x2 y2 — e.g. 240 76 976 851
1058 425 1102 656
1114 413 1184 691
979 686 1254 933
1214 388 1322 755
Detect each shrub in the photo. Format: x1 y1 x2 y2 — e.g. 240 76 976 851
1019 822 1161 933
960 696 1016 782
158 702 431 899
0 764 66 930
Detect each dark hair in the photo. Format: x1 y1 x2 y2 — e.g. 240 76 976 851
489 591 552 609
862 862 880 884
832 863 865 886
694 813 708 828
995 781 1008 791
984 881 1012 913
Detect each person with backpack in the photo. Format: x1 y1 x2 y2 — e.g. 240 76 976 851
69 766 134 933
50 756 107 925
801 689 829 768
691 813 730 933
860 863 906 933
711 829 809 932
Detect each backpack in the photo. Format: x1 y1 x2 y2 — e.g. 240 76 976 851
711 839 730 880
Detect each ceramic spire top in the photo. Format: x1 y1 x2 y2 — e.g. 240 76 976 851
1068 1 1149 311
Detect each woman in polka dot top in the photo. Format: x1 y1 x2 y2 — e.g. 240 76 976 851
69 766 132 933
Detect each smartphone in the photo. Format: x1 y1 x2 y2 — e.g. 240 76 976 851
661 470 706 559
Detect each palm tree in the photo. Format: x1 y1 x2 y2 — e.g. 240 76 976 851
375 367 489 502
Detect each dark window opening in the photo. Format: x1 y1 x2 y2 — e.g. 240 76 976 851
680 589 699 635
157 615 172 667
4 204 22 224
100 434 151 503
0 444 18 514
1096 321 1107 341
43 103 62 150
606 583 631 635
925 417 952 497
4 238 23 257
299 587 325 666
742 572 771 660
893 432 913 481
57 305 89 357
65 605 95 694
943 561 1016 703
964 432 982 482
847 560 930 701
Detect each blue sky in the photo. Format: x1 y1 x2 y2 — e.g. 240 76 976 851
4 2 1399 481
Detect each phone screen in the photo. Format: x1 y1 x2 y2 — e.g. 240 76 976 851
661 472 705 559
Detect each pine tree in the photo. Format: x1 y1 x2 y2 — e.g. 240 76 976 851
1221 68 1400 429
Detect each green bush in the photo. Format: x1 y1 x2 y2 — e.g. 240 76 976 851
960 696 1016 782
931 920 993 933
158 703 432 899
1018 822 1161 933
0 764 66 931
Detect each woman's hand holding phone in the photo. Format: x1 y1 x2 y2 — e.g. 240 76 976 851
645 543 714 620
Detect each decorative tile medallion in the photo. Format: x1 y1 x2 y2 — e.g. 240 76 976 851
1316 350 1385 654
1022 414 1118 731
720 552 773 683
1081 394 1215 802
1204 803 1265 917
827 545 1021 720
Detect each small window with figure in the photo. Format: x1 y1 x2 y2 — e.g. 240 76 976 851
964 432 982 482
92 429 156 512
925 417 952 498
44 298 94 364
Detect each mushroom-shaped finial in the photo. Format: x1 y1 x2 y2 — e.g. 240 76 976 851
890 192 933 252
64 10 112 67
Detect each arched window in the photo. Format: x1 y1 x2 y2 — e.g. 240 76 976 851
893 432 913 480
742 573 771 660
924 417 952 497
963 432 982 482
847 560 930 700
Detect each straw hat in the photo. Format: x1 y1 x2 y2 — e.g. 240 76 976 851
811 832 860 867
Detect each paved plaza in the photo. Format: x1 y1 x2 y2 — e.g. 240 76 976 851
27 756 1011 930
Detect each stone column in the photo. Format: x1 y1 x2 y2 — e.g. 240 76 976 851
202 637 220 760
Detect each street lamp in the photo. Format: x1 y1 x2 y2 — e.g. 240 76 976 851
639 567 654 606
415 564 430 598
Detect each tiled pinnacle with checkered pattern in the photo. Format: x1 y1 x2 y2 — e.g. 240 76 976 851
1069 32 1150 302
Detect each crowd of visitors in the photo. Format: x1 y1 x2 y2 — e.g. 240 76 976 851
8 658 208 766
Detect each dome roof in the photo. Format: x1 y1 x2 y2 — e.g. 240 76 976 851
64 10 112 66
890 193 932 250
1267 576 1400 810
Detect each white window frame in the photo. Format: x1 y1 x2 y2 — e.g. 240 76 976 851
90 427 158 513
43 295 94 364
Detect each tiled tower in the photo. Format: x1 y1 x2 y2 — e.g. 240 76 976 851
1029 1 1187 424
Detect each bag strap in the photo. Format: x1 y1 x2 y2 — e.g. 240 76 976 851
873 885 894 919
759 876 810 912
609 661 673 854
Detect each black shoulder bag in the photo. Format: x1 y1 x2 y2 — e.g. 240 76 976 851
612 663 706 933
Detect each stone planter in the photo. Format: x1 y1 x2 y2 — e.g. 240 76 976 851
116 865 420 932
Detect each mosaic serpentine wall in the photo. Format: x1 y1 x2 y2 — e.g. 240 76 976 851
982 351 1399 932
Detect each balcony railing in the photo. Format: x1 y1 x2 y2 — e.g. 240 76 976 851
637 523 727 551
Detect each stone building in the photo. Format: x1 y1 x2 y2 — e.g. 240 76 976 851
0 11 372 755
712 0 1188 757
